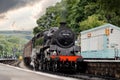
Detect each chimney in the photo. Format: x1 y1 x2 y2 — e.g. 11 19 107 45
60 22 66 28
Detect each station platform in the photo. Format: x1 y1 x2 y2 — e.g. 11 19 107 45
84 59 120 62
0 63 77 80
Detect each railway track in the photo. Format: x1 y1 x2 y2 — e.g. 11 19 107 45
17 61 118 80
11 58 119 80
39 69 118 80
0 59 17 65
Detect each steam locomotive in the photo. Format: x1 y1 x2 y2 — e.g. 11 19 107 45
23 22 84 72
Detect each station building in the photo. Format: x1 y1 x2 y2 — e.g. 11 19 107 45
80 24 120 59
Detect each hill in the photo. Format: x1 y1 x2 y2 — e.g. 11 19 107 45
0 30 34 57
0 30 33 40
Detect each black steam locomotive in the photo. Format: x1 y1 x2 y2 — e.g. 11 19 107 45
23 22 84 72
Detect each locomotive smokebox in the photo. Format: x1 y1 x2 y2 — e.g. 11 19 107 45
52 22 75 48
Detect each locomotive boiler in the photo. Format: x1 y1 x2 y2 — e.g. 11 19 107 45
23 22 84 72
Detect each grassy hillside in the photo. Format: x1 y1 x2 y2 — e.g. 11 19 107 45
0 30 33 40
0 30 33 57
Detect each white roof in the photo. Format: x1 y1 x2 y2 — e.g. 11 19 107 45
81 23 120 34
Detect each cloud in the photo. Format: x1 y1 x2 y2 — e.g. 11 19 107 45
0 13 8 21
0 14 5 18
0 0 61 31
32 0 61 19
0 0 40 14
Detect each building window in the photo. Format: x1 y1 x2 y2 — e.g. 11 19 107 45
111 29 113 33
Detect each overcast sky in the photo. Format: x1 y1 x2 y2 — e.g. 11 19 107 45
0 0 61 31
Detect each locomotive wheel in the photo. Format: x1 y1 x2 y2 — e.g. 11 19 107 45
74 63 77 71
35 63 39 71
39 63 43 70
42 64 46 71
77 62 87 73
77 64 82 72
46 62 50 71
49 60 53 71
52 62 58 72
44 59 50 71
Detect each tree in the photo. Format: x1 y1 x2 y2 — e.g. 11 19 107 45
34 0 120 35
0 35 27 57
33 26 45 35
79 14 105 31
98 0 120 12
97 0 120 26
